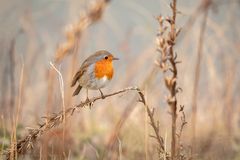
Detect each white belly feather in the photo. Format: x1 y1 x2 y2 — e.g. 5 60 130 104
94 75 110 89
83 75 110 90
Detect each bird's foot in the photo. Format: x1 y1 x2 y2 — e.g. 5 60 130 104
99 90 105 99
84 97 93 109
85 97 90 103
101 93 105 99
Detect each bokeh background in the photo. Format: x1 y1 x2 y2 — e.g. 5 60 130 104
1 0 240 159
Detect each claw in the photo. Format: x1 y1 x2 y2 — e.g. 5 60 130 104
85 97 90 103
99 89 105 99
84 97 92 109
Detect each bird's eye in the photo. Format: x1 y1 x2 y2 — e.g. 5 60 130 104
105 56 108 60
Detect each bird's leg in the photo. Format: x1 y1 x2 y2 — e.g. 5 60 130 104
85 89 90 102
99 89 105 99
85 89 93 109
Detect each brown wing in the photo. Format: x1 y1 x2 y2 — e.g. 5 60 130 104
71 66 86 96
71 59 93 87
71 70 83 87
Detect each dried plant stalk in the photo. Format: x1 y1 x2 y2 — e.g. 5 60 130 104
55 0 111 63
191 2 210 153
155 0 184 159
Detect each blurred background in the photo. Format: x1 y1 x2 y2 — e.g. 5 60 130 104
0 0 240 159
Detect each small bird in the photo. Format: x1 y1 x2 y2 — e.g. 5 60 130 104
71 50 119 100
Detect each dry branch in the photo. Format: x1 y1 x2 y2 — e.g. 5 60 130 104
155 0 186 159
4 86 166 160
54 0 111 63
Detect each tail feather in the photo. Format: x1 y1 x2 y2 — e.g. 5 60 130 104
72 85 82 96
71 72 79 87
71 70 82 87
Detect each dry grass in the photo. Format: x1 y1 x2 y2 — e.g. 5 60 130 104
3 86 169 160
3 87 146 159
54 0 111 63
191 0 211 152
0 0 240 160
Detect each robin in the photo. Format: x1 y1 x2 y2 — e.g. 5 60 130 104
71 50 119 100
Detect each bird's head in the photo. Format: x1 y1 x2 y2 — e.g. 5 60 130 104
94 50 119 62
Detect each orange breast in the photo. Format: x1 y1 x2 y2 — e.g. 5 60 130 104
94 59 113 79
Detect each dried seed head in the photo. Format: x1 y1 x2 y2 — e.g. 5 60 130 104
155 37 160 45
160 38 165 47
176 28 181 36
154 60 161 66
165 77 172 89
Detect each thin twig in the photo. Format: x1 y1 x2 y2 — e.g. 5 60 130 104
49 62 67 156
4 86 151 159
104 67 159 160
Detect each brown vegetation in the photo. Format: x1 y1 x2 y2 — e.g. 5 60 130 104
0 0 240 159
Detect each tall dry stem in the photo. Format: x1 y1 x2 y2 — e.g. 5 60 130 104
9 59 24 160
155 0 184 159
191 1 210 153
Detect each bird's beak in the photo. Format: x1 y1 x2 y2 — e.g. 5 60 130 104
113 57 119 60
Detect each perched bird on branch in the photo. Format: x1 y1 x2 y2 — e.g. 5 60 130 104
71 50 119 100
